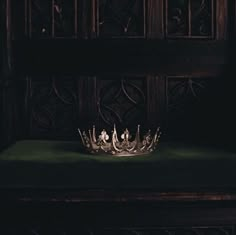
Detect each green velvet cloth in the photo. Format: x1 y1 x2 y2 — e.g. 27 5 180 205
0 140 236 190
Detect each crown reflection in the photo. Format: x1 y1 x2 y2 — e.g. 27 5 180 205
78 125 161 157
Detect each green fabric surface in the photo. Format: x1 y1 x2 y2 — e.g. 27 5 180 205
0 140 236 190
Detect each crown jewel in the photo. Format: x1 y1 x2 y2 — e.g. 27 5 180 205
78 125 161 156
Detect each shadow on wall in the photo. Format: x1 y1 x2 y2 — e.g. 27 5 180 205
164 75 235 148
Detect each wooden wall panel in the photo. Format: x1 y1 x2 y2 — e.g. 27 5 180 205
97 0 146 38
96 76 146 131
166 0 215 39
26 77 79 139
6 0 232 141
166 76 213 141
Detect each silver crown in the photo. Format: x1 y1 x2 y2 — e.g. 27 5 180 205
78 125 161 157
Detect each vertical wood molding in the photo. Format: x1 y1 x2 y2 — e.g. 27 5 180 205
216 0 228 40
6 0 12 74
0 0 16 148
0 83 16 148
234 0 236 38
23 77 31 138
0 0 12 78
147 0 164 39
78 77 98 128
0 0 4 78
0 85 3 149
52 0 55 37
146 75 166 128
74 0 78 37
24 0 28 36
0 0 5 147
80 0 95 39
91 0 97 38
80 0 90 39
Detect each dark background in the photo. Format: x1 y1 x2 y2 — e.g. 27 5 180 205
0 0 235 149
1 1 236 234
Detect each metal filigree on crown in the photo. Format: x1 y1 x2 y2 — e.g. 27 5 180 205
78 125 161 156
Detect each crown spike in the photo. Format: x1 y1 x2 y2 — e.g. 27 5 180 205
113 124 119 142
112 129 122 153
78 128 85 146
92 125 97 143
88 129 94 145
135 124 141 144
147 127 161 151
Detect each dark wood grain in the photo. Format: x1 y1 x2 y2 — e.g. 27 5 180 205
0 0 16 149
1 188 236 233
0 82 17 149
78 76 98 128
3 188 236 203
79 0 95 38
147 0 164 38
216 0 228 39
12 39 228 76
146 75 166 128
1 0 12 77
11 0 25 40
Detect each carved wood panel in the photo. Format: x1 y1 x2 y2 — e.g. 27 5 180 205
167 77 209 114
29 0 52 38
53 0 77 37
166 76 211 139
166 0 215 38
21 75 166 139
28 78 79 139
17 75 219 142
27 0 79 38
97 77 146 131
6 0 231 142
97 0 146 38
16 74 215 141
19 0 228 39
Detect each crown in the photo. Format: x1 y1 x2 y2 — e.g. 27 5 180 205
78 125 161 157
